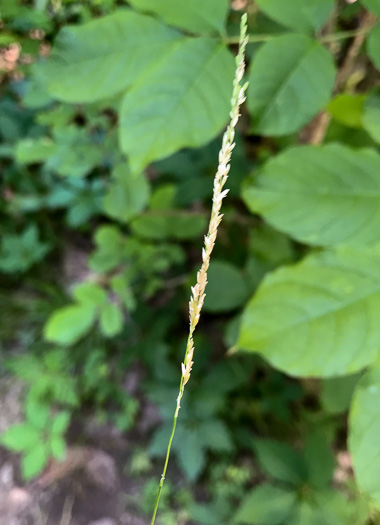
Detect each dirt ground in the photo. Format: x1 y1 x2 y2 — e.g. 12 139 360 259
0 376 156 525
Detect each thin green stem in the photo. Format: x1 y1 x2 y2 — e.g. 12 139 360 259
225 25 376 45
150 13 249 524
150 395 181 525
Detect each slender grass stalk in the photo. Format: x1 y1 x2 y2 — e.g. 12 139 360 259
225 25 377 45
150 13 249 525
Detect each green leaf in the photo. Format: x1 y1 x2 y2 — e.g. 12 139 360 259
50 436 66 461
25 397 50 430
104 164 150 223
90 225 124 273
328 94 366 128
255 0 334 33
368 25 380 71
235 484 297 524
73 282 107 306
238 246 380 377
127 0 229 34
44 304 96 346
254 439 307 486
131 211 207 240
120 37 234 171
51 412 71 435
303 431 334 489
349 362 380 504
1 423 40 452
21 443 48 480
41 10 181 102
15 137 55 164
99 302 123 337
46 126 103 177
150 184 177 210
203 260 248 313
200 420 233 452
362 94 380 143
242 144 380 246
0 225 50 273
320 373 361 414
111 274 136 311
247 34 335 135
361 0 380 16
175 427 206 481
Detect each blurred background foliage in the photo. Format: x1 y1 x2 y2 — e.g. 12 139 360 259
2 0 380 524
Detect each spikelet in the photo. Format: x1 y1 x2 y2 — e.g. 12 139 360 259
183 14 249 391
151 14 249 525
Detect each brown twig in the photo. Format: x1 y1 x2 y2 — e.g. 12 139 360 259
299 10 377 145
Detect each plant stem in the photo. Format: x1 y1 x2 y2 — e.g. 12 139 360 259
225 25 376 45
150 13 249 525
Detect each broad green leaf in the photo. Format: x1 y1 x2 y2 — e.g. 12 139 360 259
361 0 380 16
22 443 48 480
254 439 307 486
320 373 361 414
44 304 96 346
368 25 380 71
255 0 334 33
328 94 366 128
1 424 40 452
41 10 181 103
238 246 380 377
128 0 229 34
120 37 234 171
242 144 380 246
362 95 380 143
73 282 107 306
349 363 380 504
100 302 123 337
248 34 335 135
235 484 297 524
104 164 150 223
203 260 248 313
